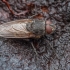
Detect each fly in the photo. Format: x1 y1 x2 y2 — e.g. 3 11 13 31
0 19 56 38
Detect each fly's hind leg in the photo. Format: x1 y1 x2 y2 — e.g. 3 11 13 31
30 42 39 57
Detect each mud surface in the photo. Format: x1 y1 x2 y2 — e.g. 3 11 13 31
0 0 70 70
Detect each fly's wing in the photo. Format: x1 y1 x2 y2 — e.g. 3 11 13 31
0 19 36 38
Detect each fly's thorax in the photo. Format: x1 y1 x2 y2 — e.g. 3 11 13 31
26 19 45 36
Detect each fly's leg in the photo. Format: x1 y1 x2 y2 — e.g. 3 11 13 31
30 42 39 57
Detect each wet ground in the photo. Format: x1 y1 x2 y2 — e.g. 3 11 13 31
0 0 70 70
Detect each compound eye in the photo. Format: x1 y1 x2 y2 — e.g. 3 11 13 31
46 25 52 34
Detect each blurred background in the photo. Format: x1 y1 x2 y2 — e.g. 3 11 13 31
0 0 70 70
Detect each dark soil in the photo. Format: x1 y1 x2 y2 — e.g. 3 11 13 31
0 0 70 70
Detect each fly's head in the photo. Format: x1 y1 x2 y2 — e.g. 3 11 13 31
45 20 56 34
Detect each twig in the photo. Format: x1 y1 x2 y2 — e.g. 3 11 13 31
2 0 28 16
2 0 14 14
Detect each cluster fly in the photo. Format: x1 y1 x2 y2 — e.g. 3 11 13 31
0 19 56 38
